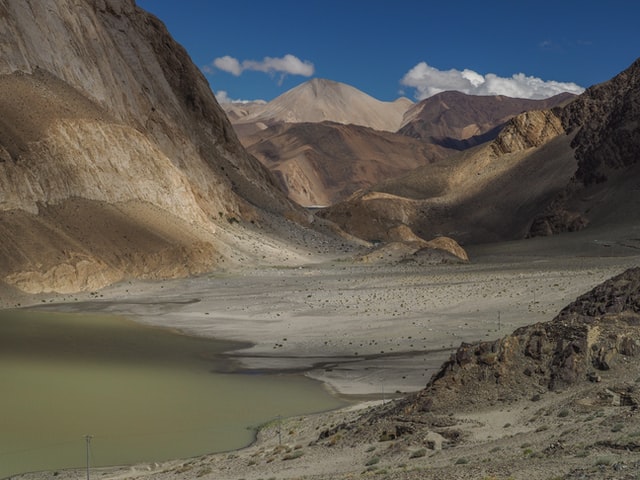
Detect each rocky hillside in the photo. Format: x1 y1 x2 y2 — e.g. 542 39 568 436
321 57 640 246
399 90 574 148
232 90 572 207
241 121 449 206
320 107 574 244
0 0 314 294
529 57 640 236
563 58 640 185
407 266 640 413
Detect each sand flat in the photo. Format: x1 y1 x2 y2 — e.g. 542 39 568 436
29 234 638 397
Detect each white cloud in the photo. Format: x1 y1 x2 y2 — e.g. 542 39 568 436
213 56 242 76
401 62 584 100
209 54 314 78
215 90 265 104
242 54 314 76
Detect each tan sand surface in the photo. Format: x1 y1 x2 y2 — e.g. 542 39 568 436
25 227 639 398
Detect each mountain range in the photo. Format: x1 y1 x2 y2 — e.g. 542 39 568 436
0 0 639 294
320 58 640 245
224 81 573 206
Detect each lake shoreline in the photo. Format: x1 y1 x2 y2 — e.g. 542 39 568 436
5 231 640 479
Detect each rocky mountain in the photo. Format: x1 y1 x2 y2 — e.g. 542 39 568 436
399 91 574 149
241 121 449 206
529 57 640 236
0 0 320 294
226 78 413 135
230 89 573 207
321 58 640 246
319 107 573 244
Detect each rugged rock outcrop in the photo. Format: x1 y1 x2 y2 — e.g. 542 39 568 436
410 267 640 412
490 109 564 156
0 0 306 293
356 224 468 264
562 58 640 185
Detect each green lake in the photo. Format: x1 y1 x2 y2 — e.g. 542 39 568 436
0 309 345 478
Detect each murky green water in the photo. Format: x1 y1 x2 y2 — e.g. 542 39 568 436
0 309 344 478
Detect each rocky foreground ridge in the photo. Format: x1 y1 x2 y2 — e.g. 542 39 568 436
290 268 640 479
408 267 640 413
0 0 318 294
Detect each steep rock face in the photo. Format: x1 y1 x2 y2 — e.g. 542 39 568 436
0 0 301 293
562 58 640 185
410 268 640 413
490 110 564 156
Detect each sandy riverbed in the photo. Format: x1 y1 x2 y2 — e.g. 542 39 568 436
22 227 640 398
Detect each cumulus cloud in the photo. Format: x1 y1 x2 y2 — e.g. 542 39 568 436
209 54 314 78
401 62 584 100
213 56 242 76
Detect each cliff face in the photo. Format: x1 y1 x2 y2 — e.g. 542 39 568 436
0 0 300 293
490 110 564 156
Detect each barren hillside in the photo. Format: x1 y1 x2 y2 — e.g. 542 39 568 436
0 0 325 294
320 109 574 244
228 78 413 133
233 89 573 207
320 58 640 246
242 121 449 206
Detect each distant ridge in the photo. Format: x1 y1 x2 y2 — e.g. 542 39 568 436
227 78 413 133
230 89 573 207
399 90 576 149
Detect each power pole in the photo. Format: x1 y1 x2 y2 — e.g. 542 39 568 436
276 415 282 446
84 434 93 480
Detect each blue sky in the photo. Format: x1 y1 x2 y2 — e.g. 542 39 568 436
137 1 639 103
